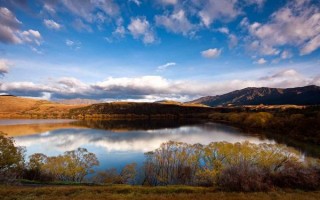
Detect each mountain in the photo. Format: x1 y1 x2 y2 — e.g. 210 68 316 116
189 85 320 107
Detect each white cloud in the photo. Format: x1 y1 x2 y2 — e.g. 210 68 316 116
245 0 265 8
0 7 22 44
254 58 267 65
113 25 125 37
280 50 293 60
60 0 119 23
201 48 222 58
0 59 10 76
30 47 43 54
157 62 176 72
0 7 42 46
72 19 93 32
65 39 81 50
158 0 178 5
228 34 238 48
19 29 42 45
217 27 229 34
130 0 141 6
198 0 240 27
0 68 319 101
217 27 238 48
43 19 62 30
128 17 156 44
300 34 320 55
244 0 320 55
155 9 195 36
43 3 56 14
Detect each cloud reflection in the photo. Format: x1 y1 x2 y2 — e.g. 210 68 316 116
14 123 274 154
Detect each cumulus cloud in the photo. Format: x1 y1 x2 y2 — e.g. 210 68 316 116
0 7 42 46
43 19 62 30
19 29 42 45
128 17 156 44
155 9 195 36
0 69 319 101
198 0 241 27
157 62 176 72
39 0 119 32
244 0 320 55
201 48 222 58
0 7 22 44
0 59 10 77
60 0 119 23
217 27 229 34
254 58 267 65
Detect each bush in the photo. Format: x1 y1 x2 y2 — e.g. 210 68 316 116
217 159 271 192
92 168 121 184
271 161 320 190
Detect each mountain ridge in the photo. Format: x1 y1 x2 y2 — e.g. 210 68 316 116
188 85 320 107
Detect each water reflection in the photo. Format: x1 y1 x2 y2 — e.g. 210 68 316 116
5 121 275 171
14 123 274 153
3 119 318 172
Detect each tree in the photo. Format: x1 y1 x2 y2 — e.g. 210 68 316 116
0 132 25 183
24 153 49 181
120 163 137 185
64 148 99 182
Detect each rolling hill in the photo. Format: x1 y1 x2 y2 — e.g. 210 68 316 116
0 96 213 119
189 85 320 107
69 102 213 119
0 95 84 118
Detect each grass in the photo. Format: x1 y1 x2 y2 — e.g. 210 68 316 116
0 185 320 200
0 96 84 119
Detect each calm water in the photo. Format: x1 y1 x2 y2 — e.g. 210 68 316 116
0 119 290 172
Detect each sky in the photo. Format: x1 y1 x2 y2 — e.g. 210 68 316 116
0 0 319 102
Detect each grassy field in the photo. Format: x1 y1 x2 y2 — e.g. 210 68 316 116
0 185 320 200
0 96 85 119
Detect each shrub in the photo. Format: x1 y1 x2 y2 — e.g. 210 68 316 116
217 159 271 192
92 168 121 184
271 161 320 190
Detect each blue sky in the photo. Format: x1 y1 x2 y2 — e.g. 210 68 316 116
0 0 319 101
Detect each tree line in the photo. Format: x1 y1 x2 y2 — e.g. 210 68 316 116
209 110 320 145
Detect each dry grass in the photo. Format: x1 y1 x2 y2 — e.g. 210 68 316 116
0 185 319 200
0 96 85 119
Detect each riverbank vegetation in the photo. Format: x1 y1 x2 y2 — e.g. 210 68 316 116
1 132 320 193
209 106 320 145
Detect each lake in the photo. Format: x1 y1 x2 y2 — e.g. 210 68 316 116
0 119 307 173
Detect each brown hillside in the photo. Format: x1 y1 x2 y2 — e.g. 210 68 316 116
0 96 85 119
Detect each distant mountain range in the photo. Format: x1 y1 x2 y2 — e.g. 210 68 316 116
189 85 320 107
